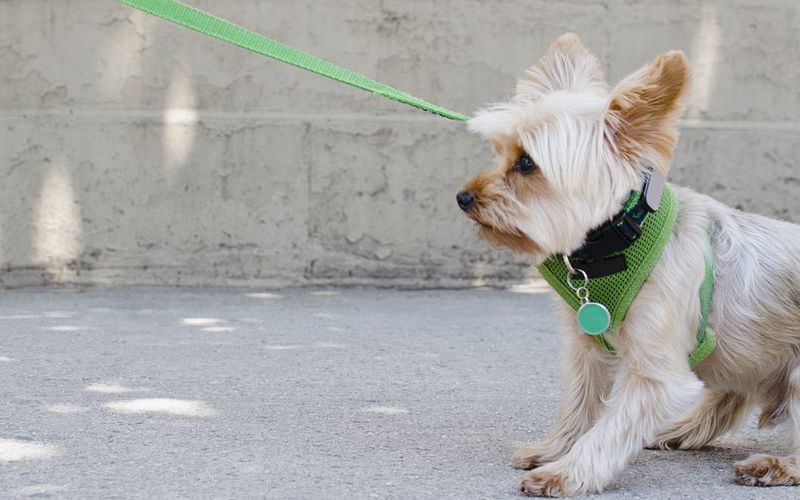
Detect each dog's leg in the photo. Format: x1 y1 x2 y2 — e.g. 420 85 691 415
519 301 704 496
519 366 702 496
734 366 800 487
513 332 612 470
650 389 750 450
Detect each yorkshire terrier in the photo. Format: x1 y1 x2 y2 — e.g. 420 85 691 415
458 33 800 496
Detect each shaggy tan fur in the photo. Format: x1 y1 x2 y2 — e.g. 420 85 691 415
605 51 690 176
459 33 800 496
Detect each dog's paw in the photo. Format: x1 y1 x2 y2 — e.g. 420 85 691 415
512 448 545 470
644 436 679 450
647 426 713 451
734 454 800 487
519 469 572 497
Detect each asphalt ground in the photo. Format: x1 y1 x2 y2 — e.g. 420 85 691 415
0 286 796 498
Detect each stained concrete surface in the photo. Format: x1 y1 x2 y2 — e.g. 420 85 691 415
0 286 797 498
2 1 800 287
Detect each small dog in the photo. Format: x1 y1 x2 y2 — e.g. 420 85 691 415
457 33 800 496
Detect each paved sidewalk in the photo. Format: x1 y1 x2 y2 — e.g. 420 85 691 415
0 286 794 498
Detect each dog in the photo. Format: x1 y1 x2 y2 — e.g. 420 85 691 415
457 33 800 496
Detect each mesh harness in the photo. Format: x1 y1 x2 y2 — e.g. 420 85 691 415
537 184 717 368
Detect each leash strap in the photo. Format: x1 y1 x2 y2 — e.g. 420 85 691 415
116 0 470 122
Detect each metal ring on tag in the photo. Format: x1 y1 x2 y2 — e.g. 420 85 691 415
562 255 577 274
566 268 589 292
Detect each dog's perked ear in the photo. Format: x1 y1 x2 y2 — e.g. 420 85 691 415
604 51 691 176
516 33 607 99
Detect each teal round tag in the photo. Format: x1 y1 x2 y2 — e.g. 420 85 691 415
577 302 610 336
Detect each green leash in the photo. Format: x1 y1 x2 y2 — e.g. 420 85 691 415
116 0 470 122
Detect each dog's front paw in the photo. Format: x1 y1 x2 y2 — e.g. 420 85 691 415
519 468 572 497
512 448 545 470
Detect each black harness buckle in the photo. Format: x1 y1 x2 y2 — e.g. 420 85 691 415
616 213 644 243
572 212 642 262
568 168 665 278
574 254 628 278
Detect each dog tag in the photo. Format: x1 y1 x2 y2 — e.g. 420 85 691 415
564 256 611 337
577 302 611 336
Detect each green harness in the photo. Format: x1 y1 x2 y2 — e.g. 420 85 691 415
538 185 716 368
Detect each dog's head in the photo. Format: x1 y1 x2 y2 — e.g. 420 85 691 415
458 33 690 260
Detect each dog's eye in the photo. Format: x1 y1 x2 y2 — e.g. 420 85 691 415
513 154 537 175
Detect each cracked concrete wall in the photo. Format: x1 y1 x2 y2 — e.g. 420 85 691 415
1 0 799 287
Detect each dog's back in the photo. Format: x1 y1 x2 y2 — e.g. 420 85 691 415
676 185 800 421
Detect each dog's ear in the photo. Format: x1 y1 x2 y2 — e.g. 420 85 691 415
604 51 690 175
516 33 606 98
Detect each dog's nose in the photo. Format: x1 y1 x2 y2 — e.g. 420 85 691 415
456 191 475 211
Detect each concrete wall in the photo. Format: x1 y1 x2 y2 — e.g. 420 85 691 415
1 0 799 287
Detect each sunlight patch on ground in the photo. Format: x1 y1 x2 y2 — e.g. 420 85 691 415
44 404 90 414
85 383 147 394
42 325 84 332
244 292 282 299
0 439 59 463
44 311 76 319
0 356 15 362
181 318 224 327
261 344 303 351
201 326 235 333
262 342 344 351
14 484 67 497
360 406 409 415
0 314 39 320
309 290 340 297
103 398 216 417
